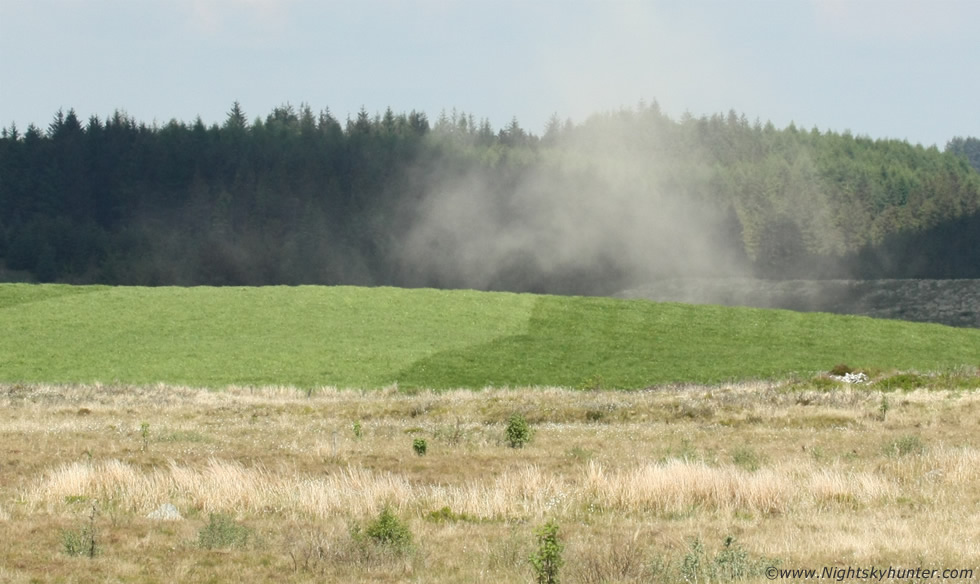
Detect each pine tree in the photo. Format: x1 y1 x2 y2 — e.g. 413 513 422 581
224 101 248 132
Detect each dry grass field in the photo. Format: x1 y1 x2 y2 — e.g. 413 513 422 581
1 377 979 582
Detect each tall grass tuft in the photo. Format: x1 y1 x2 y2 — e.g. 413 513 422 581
584 460 791 515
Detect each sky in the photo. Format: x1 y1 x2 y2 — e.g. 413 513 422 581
0 0 977 148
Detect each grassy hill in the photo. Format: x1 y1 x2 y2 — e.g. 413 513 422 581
1 284 978 389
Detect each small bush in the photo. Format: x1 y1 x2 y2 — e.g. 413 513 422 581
412 438 427 456
198 513 251 549
879 395 890 421
529 520 563 584
352 420 363 439
829 363 853 376
363 506 413 551
505 413 533 448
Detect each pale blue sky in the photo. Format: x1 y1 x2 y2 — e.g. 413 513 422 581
1 0 977 147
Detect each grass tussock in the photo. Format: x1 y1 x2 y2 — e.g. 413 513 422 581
584 460 792 514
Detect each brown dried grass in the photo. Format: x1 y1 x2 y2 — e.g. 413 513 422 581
3 381 980 582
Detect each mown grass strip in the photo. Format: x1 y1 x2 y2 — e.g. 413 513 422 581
0 284 534 388
1 284 977 389
397 296 980 388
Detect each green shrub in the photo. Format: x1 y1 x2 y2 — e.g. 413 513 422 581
505 413 533 448
529 520 563 584
879 395 890 421
352 420 363 439
829 363 853 376
364 506 413 551
412 438 427 456
425 506 459 523
62 526 97 558
424 506 478 523
681 537 706 583
875 373 927 392
713 536 752 581
198 513 251 549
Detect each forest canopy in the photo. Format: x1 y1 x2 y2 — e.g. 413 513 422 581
1 102 978 292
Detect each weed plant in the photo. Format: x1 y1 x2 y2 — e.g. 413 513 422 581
61 503 98 558
681 536 779 582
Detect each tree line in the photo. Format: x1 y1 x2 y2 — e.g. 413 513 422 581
1 102 978 291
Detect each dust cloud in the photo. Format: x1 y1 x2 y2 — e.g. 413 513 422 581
391 117 750 295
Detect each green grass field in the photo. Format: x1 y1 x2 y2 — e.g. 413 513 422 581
1 283 978 389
